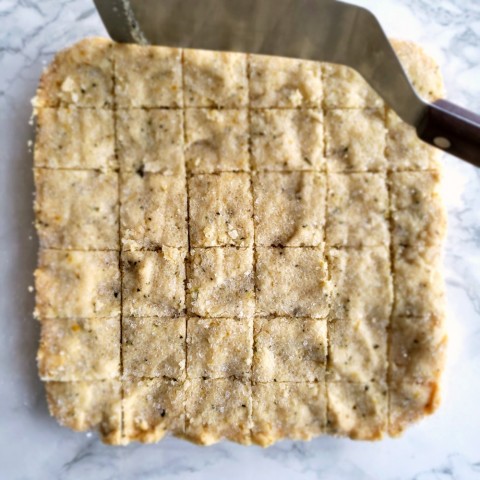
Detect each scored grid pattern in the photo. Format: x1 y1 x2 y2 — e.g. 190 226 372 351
34 38 447 446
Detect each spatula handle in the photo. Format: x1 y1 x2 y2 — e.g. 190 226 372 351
417 99 480 168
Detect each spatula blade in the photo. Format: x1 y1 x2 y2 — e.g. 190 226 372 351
95 0 426 126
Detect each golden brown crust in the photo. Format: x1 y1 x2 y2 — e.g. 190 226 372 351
252 382 327 446
327 381 388 440
388 315 447 436
185 379 252 445
45 381 123 445
123 378 185 443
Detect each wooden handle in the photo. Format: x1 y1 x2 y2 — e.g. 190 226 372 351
417 99 480 168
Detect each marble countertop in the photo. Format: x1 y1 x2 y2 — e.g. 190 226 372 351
0 0 479 479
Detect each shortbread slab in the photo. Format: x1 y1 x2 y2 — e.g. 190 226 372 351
35 38 447 447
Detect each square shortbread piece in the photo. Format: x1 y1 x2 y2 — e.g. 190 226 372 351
393 246 445 319
328 247 393 321
386 110 441 171
326 173 389 248
184 49 248 107
185 378 252 445
34 108 115 170
122 317 186 379
189 173 253 247
185 109 249 174
256 247 330 318
122 248 186 317
389 314 447 436
35 38 447 447
327 381 388 440
45 380 122 445
120 172 187 250
390 171 446 249
116 109 184 175
251 109 324 171
187 318 252 380
390 40 445 103
114 44 182 108
35 38 113 108
35 250 120 319
123 378 185 443
249 55 322 108
329 318 388 384
187 247 254 318
34 168 119 250
325 109 387 172
252 382 327 447
38 317 120 381
253 172 326 247
322 63 383 109
253 317 327 382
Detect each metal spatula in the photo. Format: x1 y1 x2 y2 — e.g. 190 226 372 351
94 0 480 167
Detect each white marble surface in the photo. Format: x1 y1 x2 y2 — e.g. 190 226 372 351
0 0 479 478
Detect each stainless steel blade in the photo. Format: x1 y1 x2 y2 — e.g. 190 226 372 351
94 0 428 126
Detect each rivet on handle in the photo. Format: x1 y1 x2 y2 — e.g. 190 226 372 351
433 137 451 149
